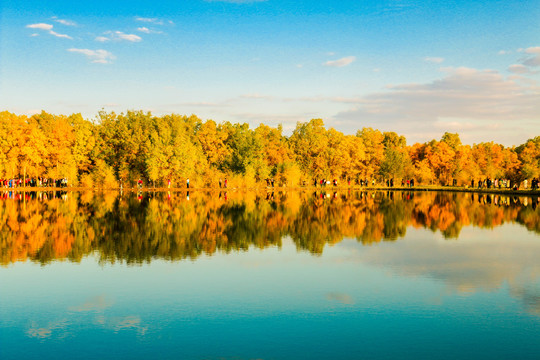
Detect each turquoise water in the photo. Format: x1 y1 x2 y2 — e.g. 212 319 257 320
1 191 540 359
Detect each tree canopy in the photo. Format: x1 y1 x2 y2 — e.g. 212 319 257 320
0 110 538 187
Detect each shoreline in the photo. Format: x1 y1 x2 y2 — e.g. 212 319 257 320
2 185 539 197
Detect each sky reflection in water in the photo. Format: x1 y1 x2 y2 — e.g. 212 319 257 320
1 190 540 359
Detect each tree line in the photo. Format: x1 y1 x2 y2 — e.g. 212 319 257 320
1 110 539 188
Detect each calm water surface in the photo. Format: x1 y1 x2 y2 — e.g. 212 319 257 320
1 190 540 359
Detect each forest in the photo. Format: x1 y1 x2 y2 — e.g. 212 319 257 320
0 110 539 188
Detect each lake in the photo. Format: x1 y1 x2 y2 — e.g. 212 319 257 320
1 190 540 359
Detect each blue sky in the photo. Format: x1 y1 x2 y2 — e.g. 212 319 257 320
1 0 539 145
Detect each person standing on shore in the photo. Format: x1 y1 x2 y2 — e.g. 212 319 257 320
187 178 190 189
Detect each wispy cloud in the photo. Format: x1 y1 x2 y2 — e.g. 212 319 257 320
424 57 444 64
135 17 170 25
324 56 356 67
135 17 160 23
205 0 268 3
508 64 535 74
137 27 162 34
135 17 174 25
49 30 72 39
67 48 116 64
53 18 77 26
26 23 72 39
115 32 141 42
522 46 540 67
96 31 142 42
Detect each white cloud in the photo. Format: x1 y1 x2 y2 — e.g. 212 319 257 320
498 50 509 55
114 31 142 42
30 33 39 37
424 57 444 64
324 56 356 67
97 31 142 42
54 19 76 26
137 27 162 34
523 57 540 67
508 64 532 74
525 47 540 54
49 30 72 39
333 66 540 145
135 17 158 22
135 17 164 25
26 23 53 30
67 48 116 64
522 46 540 67
205 0 268 3
26 23 71 39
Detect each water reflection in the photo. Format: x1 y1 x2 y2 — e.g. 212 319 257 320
0 190 539 265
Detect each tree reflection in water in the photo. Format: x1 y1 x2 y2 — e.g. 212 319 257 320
0 190 539 265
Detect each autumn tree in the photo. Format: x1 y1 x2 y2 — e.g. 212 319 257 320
379 131 410 181
289 119 329 181
357 127 384 179
516 137 540 180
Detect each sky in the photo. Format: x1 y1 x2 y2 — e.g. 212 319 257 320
1 0 539 146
